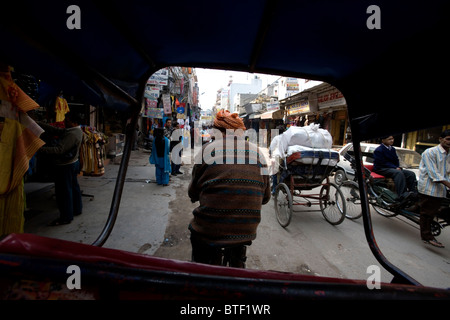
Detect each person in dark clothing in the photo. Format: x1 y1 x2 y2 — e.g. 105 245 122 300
38 112 83 226
163 118 173 139
373 135 417 200
149 128 171 186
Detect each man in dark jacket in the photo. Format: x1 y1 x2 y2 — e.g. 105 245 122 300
373 135 417 200
39 112 83 226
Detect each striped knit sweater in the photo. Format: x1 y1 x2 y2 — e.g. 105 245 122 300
188 136 271 246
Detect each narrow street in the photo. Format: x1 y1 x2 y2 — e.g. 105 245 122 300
24 148 450 290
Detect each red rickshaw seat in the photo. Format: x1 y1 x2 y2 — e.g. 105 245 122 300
364 164 385 179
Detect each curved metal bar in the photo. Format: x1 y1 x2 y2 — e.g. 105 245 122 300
91 104 140 247
352 140 420 285
92 74 149 247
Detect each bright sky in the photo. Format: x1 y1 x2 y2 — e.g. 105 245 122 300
195 68 281 110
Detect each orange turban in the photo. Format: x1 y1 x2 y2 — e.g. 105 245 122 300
214 110 246 130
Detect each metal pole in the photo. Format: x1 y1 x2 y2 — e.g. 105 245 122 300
352 139 420 285
92 102 141 247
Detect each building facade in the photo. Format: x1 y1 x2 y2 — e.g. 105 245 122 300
280 82 349 146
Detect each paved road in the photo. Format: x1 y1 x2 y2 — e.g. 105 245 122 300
154 153 450 290
255 193 450 289
24 149 450 290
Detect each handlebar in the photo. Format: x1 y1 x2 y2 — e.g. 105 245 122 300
343 151 372 178
343 152 355 164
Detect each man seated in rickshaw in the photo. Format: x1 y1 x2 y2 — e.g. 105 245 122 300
373 135 417 202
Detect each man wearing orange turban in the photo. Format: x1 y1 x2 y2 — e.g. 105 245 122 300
213 109 246 131
188 109 270 268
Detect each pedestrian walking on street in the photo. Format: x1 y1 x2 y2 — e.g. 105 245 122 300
418 129 450 248
188 110 271 268
149 127 171 186
38 112 83 226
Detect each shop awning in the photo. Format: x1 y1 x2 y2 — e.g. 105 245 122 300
261 109 283 119
249 113 261 119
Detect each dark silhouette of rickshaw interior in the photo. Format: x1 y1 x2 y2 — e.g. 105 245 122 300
0 0 449 299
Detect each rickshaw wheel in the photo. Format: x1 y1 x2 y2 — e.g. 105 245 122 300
431 220 441 237
339 180 362 220
372 205 398 218
319 182 346 225
274 183 293 228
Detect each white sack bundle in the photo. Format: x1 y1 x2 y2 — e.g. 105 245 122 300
280 123 332 154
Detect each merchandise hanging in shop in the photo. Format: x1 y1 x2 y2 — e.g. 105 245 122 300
79 126 107 177
54 94 70 123
0 65 45 236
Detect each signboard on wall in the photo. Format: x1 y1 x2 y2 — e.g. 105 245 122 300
146 98 157 108
287 100 309 115
144 85 160 100
162 94 172 115
318 89 346 109
286 78 299 91
147 68 169 86
144 107 164 119
266 102 280 111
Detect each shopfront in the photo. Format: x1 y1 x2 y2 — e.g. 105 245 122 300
316 87 348 146
281 83 349 147
260 102 284 145
0 65 110 235
10 68 109 178
286 99 310 127
404 124 450 153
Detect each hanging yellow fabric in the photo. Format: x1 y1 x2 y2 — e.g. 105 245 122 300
79 127 106 176
0 180 25 235
55 96 70 122
0 66 44 236
0 68 39 112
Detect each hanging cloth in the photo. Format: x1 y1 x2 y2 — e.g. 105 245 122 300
0 69 39 112
55 96 70 122
79 126 105 176
0 67 44 236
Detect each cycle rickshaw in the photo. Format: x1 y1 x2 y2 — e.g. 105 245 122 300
274 147 346 227
340 151 450 236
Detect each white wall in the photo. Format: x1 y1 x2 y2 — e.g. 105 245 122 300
229 76 262 112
